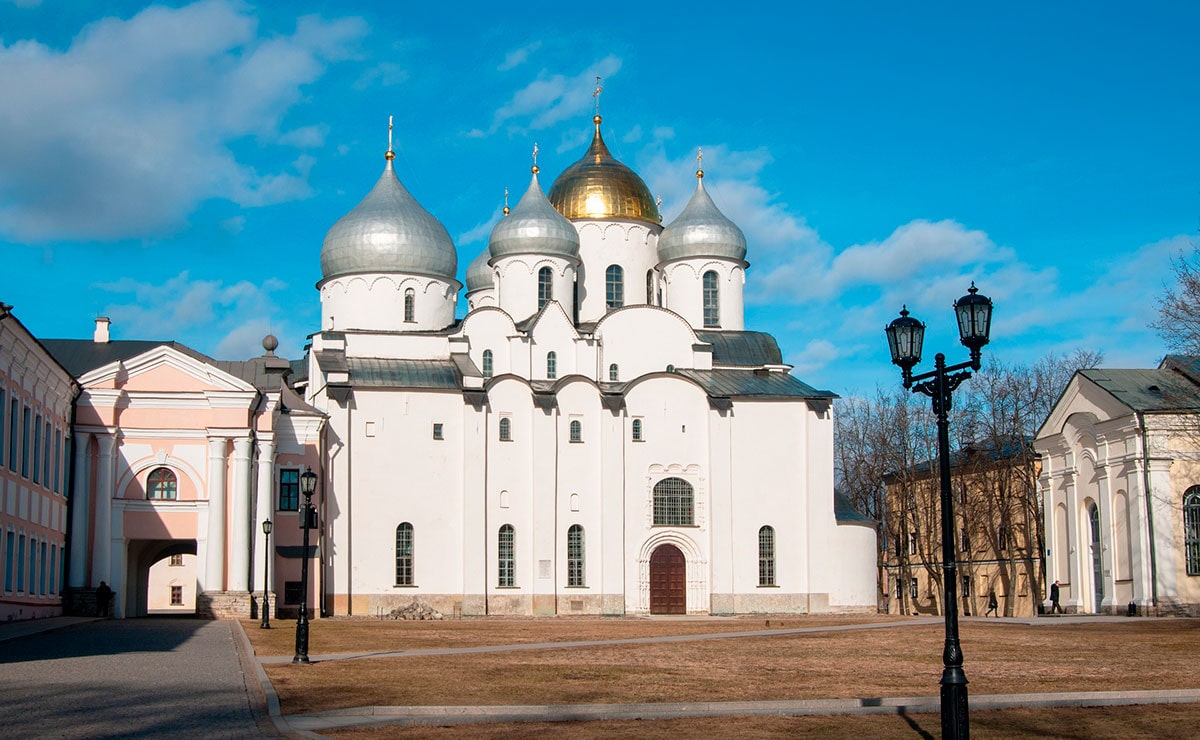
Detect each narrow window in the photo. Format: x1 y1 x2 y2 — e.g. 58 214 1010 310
404 288 415 322
758 525 776 586
0 388 5 468
396 522 414 586
53 430 61 493
22 405 30 477
482 350 493 379
567 525 585 586
17 534 25 591
147 468 178 500
645 270 655 305
1185 486 1200 576
498 524 515 587
499 417 512 442
8 398 17 471
32 414 41 484
42 422 51 487
39 541 47 595
961 574 971 597
546 351 557 379
279 469 300 511
569 420 582 443
608 363 619 382
170 585 183 605
998 525 1009 551
632 418 643 442
432 423 444 440
909 578 918 600
4 532 13 592
908 532 917 556
960 527 970 552
49 545 57 595
605 264 624 309
703 270 720 327
653 477 694 526
538 266 553 309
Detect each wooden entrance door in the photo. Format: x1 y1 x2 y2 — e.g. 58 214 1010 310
650 544 686 614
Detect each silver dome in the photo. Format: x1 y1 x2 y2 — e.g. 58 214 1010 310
488 172 580 260
657 174 747 263
465 247 494 292
320 160 458 281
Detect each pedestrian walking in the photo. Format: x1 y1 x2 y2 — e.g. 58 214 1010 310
985 589 999 617
1050 579 1063 614
95 581 113 618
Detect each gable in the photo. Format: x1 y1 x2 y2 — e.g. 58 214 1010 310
1037 373 1135 440
79 345 257 394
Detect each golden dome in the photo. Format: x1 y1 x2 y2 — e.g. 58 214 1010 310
548 115 661 225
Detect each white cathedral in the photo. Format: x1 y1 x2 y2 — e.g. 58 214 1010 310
303 112 877 617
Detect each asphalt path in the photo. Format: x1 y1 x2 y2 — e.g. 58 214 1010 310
0 618 275 739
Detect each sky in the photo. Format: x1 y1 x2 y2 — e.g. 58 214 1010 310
1 0 1197 398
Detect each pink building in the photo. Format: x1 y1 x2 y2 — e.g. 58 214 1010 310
0 303 76 622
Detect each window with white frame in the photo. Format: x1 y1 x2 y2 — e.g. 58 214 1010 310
758 525 776 586
567 524 584 586
538 266 553 310
632 418 644 442
279 469 299 511
499 417 512 442
482 350 493 379
702 270 720 328
608 363 619 382
147 468 178 500
395 522 414 586
498 524 515 587
569 419 582 443
546 351 557 379
605 264 624 309
403 288 415 322
909 578 918 600
1184 486 1200 576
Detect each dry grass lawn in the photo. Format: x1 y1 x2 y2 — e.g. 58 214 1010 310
244 616 1200 723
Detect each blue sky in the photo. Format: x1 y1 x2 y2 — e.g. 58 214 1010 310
1 0 1197 397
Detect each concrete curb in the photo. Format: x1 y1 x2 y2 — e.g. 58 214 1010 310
232 620 323 739
283 688 1200 732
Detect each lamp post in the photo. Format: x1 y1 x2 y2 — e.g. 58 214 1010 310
294 466 318 664
885 282 993 740
260 519 273 629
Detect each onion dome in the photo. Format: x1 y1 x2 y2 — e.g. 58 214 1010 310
320 156 457 281
548 115 661 225
657 167 747 263
488 168 580 260
465 247 494 292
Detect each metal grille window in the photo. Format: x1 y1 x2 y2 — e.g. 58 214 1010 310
653 477 694 526
403 288 415 322
567 524 584 586
632 418 643 442
758 525 776 586
279 469 299 511
1185 486 1200 576
147 468 178 500
546 351 557 379
645 269 655 304
499 417 512 441
538 266 553 309
395 522 414 586
482 350 493 379
703 270 720 328
606 264 624 309
609 363 619 382
498 524 515 587
569 420 582 443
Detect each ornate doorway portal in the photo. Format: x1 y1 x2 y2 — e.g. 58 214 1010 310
649 544 686 615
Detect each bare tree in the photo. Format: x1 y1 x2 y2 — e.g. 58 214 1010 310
1153 243 1200 355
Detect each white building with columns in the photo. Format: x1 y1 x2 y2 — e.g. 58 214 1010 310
1036 355 1200 615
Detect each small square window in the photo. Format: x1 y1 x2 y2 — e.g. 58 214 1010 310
284 580 303 605
169 554 183 567
170 585 183 605
433 423 444 440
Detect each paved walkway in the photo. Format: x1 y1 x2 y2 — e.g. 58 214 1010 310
0 617 277 738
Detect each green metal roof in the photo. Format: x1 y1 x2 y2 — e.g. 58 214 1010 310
674 368 836 399
1081 366 1200 413
695 330 783 366
342 358 460 389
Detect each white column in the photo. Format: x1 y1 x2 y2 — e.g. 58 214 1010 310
68 433 91 588
253 437 276 595
91 434 116 586
203 436 228 593
228 437 254 592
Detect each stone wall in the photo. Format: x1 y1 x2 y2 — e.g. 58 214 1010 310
196 591 252 619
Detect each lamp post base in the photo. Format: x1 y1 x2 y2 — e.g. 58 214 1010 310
941 668 969 739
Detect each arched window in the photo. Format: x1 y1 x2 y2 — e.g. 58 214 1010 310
147 467 177 500
1185 486 1200 575
538 266 553 310
632 418 643 442
482 350 493 379
498 524 515 587
703 271 720 328
499 417 512 441
609 363 619 382
569 420 582 443
653 477 694 526
567 525 585 586
645 270 655 305
758 526 776 586
395 523 414 586
606 265 624 309
404 288 415 323
546 351 557 379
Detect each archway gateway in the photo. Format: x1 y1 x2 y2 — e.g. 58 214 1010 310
649 543 686 615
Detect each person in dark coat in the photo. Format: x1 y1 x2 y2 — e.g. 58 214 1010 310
985 589 999 617
95 581 113 618
1050 580 1063 614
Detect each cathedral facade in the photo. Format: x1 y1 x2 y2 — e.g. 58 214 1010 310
24 112 876 620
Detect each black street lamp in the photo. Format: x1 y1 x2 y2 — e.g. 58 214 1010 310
294 466 318 664
260 519 273 629
885 282 993 740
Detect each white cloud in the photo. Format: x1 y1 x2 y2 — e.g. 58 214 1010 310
0 1 366 242
497 41 541 72
458 214 502 247
489 55 621 134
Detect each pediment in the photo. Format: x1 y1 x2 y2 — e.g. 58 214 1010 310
1037 373 1134 440
79 345 256 394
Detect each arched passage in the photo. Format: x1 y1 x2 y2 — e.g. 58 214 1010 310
649 543 686 614
124 539 198 618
